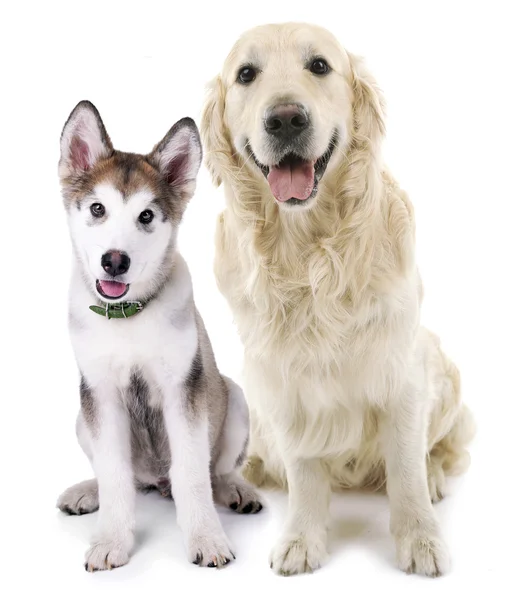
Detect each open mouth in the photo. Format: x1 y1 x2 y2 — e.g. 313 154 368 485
249 133 337 205
96 279 130 300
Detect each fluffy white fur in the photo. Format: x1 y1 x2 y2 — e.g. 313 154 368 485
201 23 475 576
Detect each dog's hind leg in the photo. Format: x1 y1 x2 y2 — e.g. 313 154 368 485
426 338 476 503
242 418 285 489
57 412 99 515
212 377 263 514
427 403 475 502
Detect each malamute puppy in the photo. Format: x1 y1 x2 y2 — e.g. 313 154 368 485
56 101 262 572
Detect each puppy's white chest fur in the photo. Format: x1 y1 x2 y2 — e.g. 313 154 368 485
69 257 197 394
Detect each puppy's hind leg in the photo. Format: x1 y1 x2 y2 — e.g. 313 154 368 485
57 412 99 515
57 479 99 516
213 377 263 514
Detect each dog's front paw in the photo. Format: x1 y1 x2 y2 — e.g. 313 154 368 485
188 529 235 568
85 537 132 572
394 525 450 577
270 532 328 576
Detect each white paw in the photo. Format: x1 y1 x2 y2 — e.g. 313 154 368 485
57 479 99 515
187 529 235 568
394 526 450 577
85 536 132 572
270 532 328 576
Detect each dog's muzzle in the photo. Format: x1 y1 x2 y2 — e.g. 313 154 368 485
249 129 338 205
264 103 311 145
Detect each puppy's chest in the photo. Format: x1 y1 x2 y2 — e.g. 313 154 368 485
70 309 197 387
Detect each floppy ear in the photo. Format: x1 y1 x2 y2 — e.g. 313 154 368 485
149 117 202 202
347 53 386 149
201 76 230 187
59 101 113 178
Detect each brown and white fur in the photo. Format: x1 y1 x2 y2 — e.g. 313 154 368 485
56 101 262 572
201 23 475 577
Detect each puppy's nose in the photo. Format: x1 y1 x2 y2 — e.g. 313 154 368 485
101 251 130 277
264 104 310 140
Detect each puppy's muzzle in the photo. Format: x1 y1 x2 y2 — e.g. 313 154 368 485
101 250 130 277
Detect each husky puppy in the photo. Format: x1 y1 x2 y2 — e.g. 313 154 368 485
56 101 262 572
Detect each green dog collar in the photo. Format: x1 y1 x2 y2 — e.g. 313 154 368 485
89 301 145 319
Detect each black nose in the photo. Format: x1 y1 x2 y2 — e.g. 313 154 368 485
101 251 130 277
264 104 310 140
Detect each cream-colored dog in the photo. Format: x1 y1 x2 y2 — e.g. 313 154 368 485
201 22 475 577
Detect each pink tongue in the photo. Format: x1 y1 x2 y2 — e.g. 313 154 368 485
99 280 127 298
267 160 315 202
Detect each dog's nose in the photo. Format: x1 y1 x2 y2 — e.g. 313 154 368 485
101 251 130 277
264 104 310 140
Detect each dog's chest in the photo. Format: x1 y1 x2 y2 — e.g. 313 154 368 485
219 232 416 400
237 276 392 362
70 308 197 390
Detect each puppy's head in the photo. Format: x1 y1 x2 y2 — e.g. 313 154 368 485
59 101 201 303
202 23 385 211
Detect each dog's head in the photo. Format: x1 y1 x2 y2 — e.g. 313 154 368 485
202 23 385 211
59 101 201 303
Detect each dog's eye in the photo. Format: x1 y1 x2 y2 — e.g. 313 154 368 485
237 66 257 84
309 58 330 76
90 203 105 218
138 209 154 225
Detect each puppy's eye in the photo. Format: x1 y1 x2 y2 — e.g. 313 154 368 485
237 66 257 84
90 203 105 218
138 209 154 225
309 58 330 76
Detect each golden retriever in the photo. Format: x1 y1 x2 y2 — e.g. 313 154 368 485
201 22 475 577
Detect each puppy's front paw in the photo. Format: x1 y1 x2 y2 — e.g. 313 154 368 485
270 532 328 576
394 525 450 577
188 530 235 568
85 537 132 572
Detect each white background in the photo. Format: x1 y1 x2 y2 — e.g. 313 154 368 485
1 1 526 598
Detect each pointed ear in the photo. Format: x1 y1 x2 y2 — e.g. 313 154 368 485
59 101 113 178
149 117 202 201
201 76 229 187
347 53 386 149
